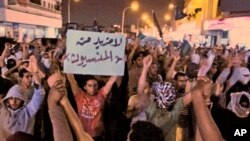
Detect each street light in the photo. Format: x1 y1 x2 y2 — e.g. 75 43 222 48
168 3 177 31
141 12 149 21
149 22 154 28
68 0 80 23
169 4 175 10
137 12 149 29
121 1 139 33
164 14 171 21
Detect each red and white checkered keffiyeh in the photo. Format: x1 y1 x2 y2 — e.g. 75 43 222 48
152 82 177 110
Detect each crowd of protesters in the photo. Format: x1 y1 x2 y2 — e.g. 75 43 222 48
0 32 249 141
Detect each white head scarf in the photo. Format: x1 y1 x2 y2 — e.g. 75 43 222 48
238 67 250 85
229 67 250 87
227 91 250 118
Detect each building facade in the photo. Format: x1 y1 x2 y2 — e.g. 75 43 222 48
169 0 219 45
0 0 62 42
172 0 250 48
204 0 250 48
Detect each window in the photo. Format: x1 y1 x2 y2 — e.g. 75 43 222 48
48 3 50 9
55 1 60 11
30 0 41 5
222 31 228 38
43 1 46 7
8 0 18 5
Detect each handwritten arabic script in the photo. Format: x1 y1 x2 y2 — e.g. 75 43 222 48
65 50 123 68
76 37 123 49
64 30 125 76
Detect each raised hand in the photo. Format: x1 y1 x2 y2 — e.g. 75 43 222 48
47 71 67 105
173 50 181 61
192 76 213 100
193 76 210 93
47 71 66 90
27 55 38 73
143 55 153 69
131 38 139 50
202 80 213 100
214 82 224 96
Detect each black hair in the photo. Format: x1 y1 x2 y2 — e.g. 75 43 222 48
129 121 164 141
186 63 199 79
132 52 143 63
142 50 150 57
6 59 19 73
202 52 208 58
18 68 29 78
6 59 16 69
174 72 186 80
80 75 98 91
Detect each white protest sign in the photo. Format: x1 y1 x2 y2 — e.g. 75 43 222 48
64 30 125 76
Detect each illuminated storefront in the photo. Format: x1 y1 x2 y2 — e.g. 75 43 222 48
204 16 250 48
0 0 62 42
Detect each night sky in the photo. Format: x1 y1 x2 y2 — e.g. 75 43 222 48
62 0 173 27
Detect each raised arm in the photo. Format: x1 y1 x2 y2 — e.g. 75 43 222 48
60 95 93 141
4 60 22 77
21 43 29 60
26 55 45 82
182 92 192 107
127 39 139 69
126 95 142 119
48 72 89 141
198 50 215 76
48 89 73 141
26 86 46 117
137 55 153 106
66 73 81 97
101 75 118 97
166 51 180 81
192 79 223 141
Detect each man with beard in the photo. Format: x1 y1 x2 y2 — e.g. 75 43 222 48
137 55 191 141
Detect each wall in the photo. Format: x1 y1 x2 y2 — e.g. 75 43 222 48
221 0 250 12
3 8 62 27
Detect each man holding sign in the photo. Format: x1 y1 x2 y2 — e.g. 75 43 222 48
66 74 117 140
64 30 124 140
